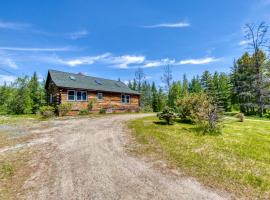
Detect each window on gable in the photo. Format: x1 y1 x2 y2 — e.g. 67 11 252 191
68 90 75 101
121 94 130 104
97 92 103 100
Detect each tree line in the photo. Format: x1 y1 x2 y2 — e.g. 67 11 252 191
129 23 270 117
0 72 45 114
0 22 269 117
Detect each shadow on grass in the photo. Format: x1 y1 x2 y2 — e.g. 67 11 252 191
153 121 174 125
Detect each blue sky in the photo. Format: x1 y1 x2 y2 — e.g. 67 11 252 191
0 0 270 86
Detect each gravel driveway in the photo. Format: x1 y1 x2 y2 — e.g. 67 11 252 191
23 114 229 200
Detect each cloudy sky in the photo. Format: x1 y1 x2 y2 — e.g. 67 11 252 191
0 0 270 86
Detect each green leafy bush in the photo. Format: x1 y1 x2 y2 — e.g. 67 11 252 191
177 93 222 133
79 109 89 115
39 106 55 118
157 106 177 125
57 103 72 116
263 110 270 119
99 107 106 114
235 112 245 122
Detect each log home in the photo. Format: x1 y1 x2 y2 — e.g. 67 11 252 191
45 70 140 114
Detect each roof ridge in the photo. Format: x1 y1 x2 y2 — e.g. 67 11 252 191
49 69 124 83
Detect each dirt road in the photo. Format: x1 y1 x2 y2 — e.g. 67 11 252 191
23 114 229 200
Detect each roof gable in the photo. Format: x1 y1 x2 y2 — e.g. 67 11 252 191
47 69 140 95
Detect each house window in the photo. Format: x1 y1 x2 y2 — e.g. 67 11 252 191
76 91 87 101
97 92 103 100
121 94 130 104
68 90 75 101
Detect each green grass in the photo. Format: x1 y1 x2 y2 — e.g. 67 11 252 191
0 114 45 125
128 116 270 199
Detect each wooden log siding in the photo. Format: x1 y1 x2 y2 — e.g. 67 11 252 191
60 89 140 112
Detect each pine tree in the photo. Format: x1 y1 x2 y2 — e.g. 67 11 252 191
157 87 166 111
168 81 181 108
28 72 45 113
151 82 158 112
9 76 33 114
189 75 202 93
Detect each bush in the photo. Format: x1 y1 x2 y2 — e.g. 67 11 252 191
79 109 89 115
57 103 72 116
141 105 153 113
99 107 106 114
39 106 55 118
235 112 245 122
157 106 177 125
87 99 96 111
177 93 222 133
263 110 270 119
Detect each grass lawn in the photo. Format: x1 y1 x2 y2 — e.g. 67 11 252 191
128 116 270 199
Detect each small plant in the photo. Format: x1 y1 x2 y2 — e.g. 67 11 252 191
39 106 55 118
99 107 106 114
1 163 14 178
87 99 97 111
235 112 245 122
57 103 72 116
79 109 89 115
157 106 177 125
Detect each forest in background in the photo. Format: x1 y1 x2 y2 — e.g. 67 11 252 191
0 22 270 118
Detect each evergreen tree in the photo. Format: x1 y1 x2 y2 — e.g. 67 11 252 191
28 72 45 113
151 82 158 112
157 87 166 111
181 74 189 96
0 82 13 114
168 81 181 108
9 76 33 114
189 75 202 93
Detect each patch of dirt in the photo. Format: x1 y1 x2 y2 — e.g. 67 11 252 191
17 114 231 200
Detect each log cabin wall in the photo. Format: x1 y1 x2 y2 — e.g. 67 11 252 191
60 88 140 113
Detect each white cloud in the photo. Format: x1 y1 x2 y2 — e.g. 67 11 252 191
68 30 88 40
0 20 30 30
0 46 71 52
143 21 190 28
0 74 16 85
57 53 111 67
143 58 175 68
238 40 251 46
0 58 18 69
178 57 220 65
105 55 145 68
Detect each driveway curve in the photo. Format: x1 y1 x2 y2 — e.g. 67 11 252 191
24 114 229 200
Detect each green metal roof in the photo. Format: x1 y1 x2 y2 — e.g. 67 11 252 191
47 69 140 95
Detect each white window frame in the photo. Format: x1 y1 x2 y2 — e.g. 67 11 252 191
76 91 87 101
121 94 131 104
67 90 76 101
97 92 103 101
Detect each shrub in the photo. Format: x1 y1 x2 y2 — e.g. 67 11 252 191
177 93 222 133
141 105 153 113
87 99 96 111
79 109 89 115
263 110 270 119
57 103 72 116
39 106 55 118
157 106 177 125
235 112 245 122
99 107 106 114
